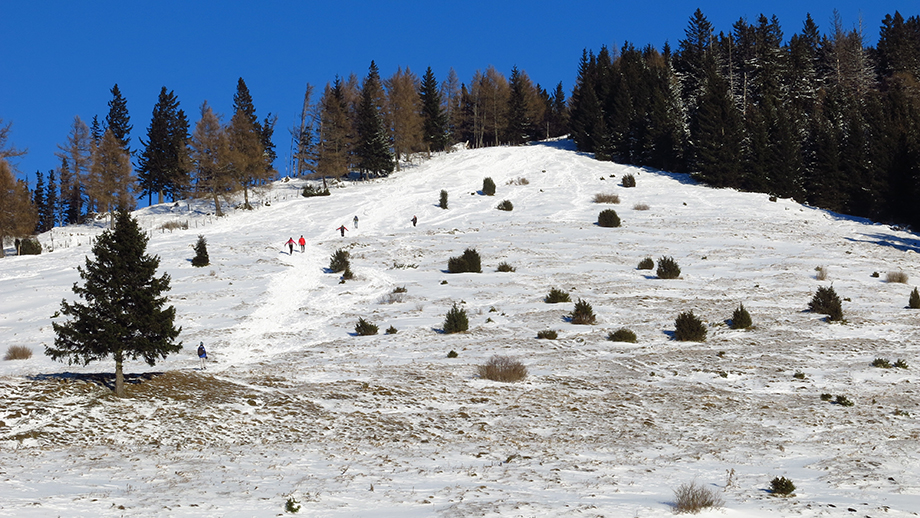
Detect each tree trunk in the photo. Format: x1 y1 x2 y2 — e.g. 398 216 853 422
212 193 223 217
115 357 125 397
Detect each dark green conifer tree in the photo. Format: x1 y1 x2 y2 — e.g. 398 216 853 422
137 87 192 205
419 67 449 154
354 61 394 178
691 63 743 187
43 169 57 231
105 84 132 152
48 210 181 398
32 170 46 233
506 66 533 145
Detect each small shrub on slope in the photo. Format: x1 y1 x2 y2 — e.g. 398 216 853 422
329 249 350 273
809 285 843 321
496 261 516 272
770 476 796 496
354 318 378 336
638 257 654 270
302 184 330 197
447 248 482 273
909 287 920 309
482 177 496 196
537 330 558 339
18 238 42 255
191 234 210 267
545 287 571 303
593 193 620 204
439 189 448 209
570 299 597 325
887 271 909 283
730 303 752 329
477 355 527 382
443 304 469 334
597 209 621 227
608 328 637 343
657 256 681 279
674 311 707 341
496 199 513 211
622 173 636 187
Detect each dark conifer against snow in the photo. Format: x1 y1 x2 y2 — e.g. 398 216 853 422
355 61 395 178
47 211 181 398
137 87 192 206
105 84 132 152
420 66 449 154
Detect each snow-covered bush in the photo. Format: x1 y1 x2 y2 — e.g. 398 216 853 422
302 184 330 197
657 256 681 279
674 310 706 341
597 209 620 227
808 285 843 321
447 248 482 273
443 304 469 334
608 328 637 343
544 287 571 303
477 355 527 382
730 303 752 329
570 299 597 325
482 177 496 196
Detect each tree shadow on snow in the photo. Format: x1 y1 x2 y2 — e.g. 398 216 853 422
845 232 920 254
28 371 166 392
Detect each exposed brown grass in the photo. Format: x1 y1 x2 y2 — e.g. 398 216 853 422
507 177 529 185
4 345 32 361
887 270 909 283
593 193 620 204
673 480 724 513
159 220 189 231
633 202 650 210
477 355 527 382
815 266 828 281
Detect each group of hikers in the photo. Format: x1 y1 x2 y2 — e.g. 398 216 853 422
283 214 419 254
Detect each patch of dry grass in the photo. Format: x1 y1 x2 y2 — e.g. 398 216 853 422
593 193 620 204
887 271 909 283
477 355 527 382
4 345 32 361
633 202 650 210
673 480 724 513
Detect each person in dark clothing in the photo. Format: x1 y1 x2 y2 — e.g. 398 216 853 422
336 225 348 237
197 342 208 369
411 215 417 227
285 237 295 254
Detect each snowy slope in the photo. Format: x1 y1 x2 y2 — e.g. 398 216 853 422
1 139 919 517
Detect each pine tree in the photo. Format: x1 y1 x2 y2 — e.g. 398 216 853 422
691 62 743 187
355 61 394 178
105 84 132 152
548 82 569 138
506 66 533 145
676 9 717 117
32 170 46 233
48 210 181 397
137 87 191 205
419 67 449 155
229 78 272 209
43 169 58 231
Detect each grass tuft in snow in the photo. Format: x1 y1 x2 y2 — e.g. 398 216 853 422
477 355 527 382
4 345 32 360
593 193 620 204
672 480 724 513
887 270 909 283
815 265 829 281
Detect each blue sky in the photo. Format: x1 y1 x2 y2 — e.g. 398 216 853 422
0 1 907 188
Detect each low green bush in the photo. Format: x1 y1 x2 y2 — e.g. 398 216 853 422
657 256 681 279
674 311 706 341
191 234 210 267
910 287 920 309
872 358 892 368
597 209 621 227
608 328 637 343
622 174 636 187
354 318 378 336
545 287 571 303
443 304 469 334
18 237 42 255
809 285 843 321
496 199 513 211
385 325 397 335
439 189 448 209
730 303 752 329
447 248 482 273
302 184 330 197
770 477 796 496
329 249 350 273
638 257 654 270
570 299 597 325
537 329 558 340
496 261 516 272
482 177 496 196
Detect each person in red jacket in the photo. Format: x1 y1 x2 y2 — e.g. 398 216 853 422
285 237 295 255
297 235 306 252
336 225 348 237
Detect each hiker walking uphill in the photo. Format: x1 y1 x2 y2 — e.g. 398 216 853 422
197 342 208 370
298 235 306 253
285 237 296 255
411 215 417 227
336 225 348 237
353 215 359 228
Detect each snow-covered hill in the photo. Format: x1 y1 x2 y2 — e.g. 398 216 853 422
1 140 919 517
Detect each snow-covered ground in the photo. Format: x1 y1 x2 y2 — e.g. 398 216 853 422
1 140 919 517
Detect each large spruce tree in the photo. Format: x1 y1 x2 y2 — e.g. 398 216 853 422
137 87 191 205
105 84 132 153
48 210 181 397
355 61 394 177
419 66 449 155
